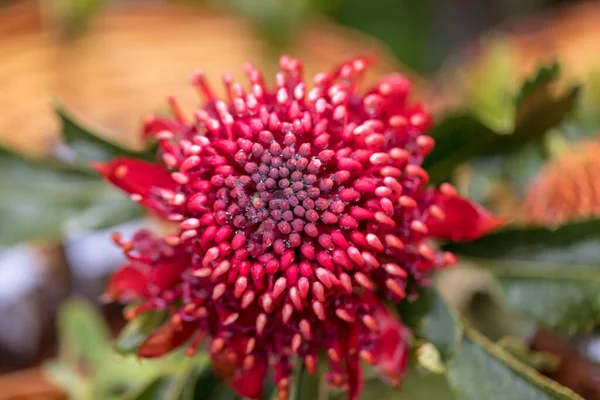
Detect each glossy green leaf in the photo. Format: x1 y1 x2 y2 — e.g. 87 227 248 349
398 286 461 364
444 219 600 264
448 325 583 400
115 310 169 355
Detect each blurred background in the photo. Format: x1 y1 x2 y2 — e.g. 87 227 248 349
1 0 600 398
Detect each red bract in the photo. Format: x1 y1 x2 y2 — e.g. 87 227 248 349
98 56 500 399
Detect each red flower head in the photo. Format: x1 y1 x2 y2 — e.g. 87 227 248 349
98 56 501 399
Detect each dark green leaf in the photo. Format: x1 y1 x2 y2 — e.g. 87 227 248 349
486 261 600 335
293 365 323 400
130 377 175 400
448 325 582 400
328 0 436 72
444 219 600 264
398 286 461 364
55 102 149 167
115 310 169 355
424 114 497 183
193 368 231 400
513 63 581 140
0 147 143 245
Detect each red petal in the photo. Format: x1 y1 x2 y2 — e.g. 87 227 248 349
346 355 364 400
427 194 505 242
335 321 365 400
211 338 267 399
148 259 188 293
372 306 410 387
138 320 196 358
228 361 267 399
105 264 148 301
92 157 176 216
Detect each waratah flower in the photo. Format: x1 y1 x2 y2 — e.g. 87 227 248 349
97 56 501 400
523 139 600 226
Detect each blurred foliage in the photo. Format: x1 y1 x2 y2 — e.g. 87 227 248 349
51 0 106 37
425 58 580 184
115 310 169 356
46 298 214 400
213 0 318 50
325 0 435 72
0 102 156 246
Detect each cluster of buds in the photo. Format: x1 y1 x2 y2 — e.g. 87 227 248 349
97 56 501 399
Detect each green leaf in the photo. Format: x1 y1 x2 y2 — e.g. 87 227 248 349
292 365 324 400
57 298 111 367
193 368 231 400
0 143 144 245
448 325 583 400
462 291 537 344
130 377 178 400
398 286 461 365
55 102 150 167
486 260 600 335
115 310 169 355
513 63 581 139
328 0 436 72
444 219 600 264
424 114 496 184
425 63 580 184
44 361 89 399
355 366 456 399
